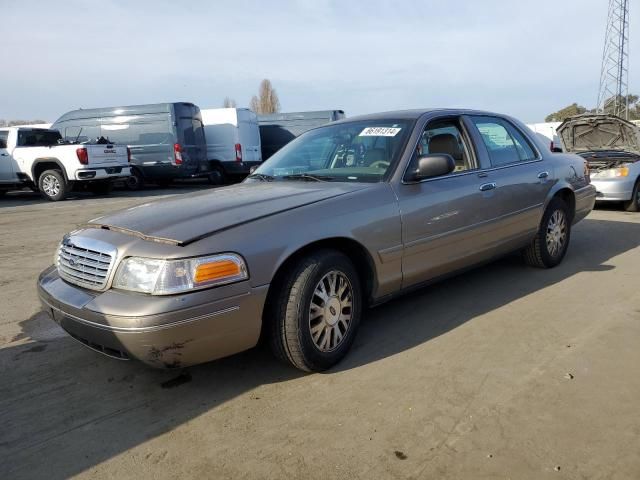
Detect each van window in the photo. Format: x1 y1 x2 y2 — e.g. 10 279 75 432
179 117 205 146
61 125 101 144
0 131 8 149
100 115 173 146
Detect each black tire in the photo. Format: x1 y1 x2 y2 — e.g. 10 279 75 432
523 197 571 268
89 181 113 196
38 169 67 201
208 165 226 185
622 178 640 212
268 249 362 372
125 168 144 191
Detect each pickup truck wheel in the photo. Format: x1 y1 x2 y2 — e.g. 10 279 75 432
622 179 640 212
38 170 67 201
268 249 362 372
125 169 144 190
523 197 571 268
89 181 113 196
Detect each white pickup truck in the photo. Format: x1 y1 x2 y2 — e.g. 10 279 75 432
0 127 130 201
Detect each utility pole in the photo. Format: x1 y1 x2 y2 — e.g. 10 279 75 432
597 0 630 119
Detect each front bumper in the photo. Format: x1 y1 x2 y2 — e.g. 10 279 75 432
590 177 636 201
74 166 131 181
37 266 268 368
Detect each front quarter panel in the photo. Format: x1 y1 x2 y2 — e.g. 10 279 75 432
194 182 403 300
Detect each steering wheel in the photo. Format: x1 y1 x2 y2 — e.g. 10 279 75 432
369 160 390 169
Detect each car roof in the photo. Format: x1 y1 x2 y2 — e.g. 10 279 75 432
332 108 505 123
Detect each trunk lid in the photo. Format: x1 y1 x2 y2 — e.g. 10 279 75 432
557 114 640 154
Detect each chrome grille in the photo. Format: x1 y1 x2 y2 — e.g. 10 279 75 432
57 236 116 290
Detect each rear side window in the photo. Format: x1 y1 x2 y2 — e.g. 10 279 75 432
17 129 62 147
101 118 173 146
0 131 8 149
471 117 537 166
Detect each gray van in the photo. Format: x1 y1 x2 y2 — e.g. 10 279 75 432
258 110 345 160
52 103 208 189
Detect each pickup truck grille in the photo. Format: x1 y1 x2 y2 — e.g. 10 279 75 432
57 237 116 290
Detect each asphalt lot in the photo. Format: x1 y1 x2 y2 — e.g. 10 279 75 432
1 186 639 479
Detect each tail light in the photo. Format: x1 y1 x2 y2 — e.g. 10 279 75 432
76 147 88 165
584 161 590 180
173 143 183 165
235 143 242 162
126 147 132 163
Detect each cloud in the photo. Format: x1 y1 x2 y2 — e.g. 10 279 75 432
1 0 635 123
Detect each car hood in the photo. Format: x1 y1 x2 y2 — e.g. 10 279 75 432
557 114 640 154
87 182 370 245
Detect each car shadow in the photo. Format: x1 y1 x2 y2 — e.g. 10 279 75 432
1 217 639 479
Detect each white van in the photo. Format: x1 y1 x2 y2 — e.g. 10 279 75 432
526 122 563 152
201 108 262 183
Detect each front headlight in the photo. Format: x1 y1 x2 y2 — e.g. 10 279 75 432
113 253 248 295
593 166 629 178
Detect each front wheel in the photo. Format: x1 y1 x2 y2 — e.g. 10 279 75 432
622 179 640 212
38 169 67 201
268 249 362 372
523 197 571 268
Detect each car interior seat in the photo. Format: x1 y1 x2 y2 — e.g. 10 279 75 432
428 133 467 171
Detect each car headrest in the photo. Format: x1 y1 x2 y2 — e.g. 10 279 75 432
429 133 462 160
364 148 387 165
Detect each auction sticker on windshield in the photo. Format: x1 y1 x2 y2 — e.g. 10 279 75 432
359 127 402 137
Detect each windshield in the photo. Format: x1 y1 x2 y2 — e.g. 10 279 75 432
250 119 412 183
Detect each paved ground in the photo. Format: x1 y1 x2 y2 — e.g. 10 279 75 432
1 187 639 480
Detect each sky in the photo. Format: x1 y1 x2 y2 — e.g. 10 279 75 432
1 0 637 124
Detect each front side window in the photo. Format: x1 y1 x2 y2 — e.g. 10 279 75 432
251 120 412 183
471 116 537 166
410 119 474 175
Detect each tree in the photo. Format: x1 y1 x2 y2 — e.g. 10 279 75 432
249 79 280 114
222 97 237 108
545 103 587 122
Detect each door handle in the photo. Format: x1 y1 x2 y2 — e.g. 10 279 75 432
537 171 549 179
479 182 497 192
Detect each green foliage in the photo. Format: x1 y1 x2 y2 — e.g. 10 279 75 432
546 94 640 122
545 103 587 122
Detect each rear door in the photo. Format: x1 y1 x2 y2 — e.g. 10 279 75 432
0 130 13 181
174 103 207 174
396 116 505 288
467 115 553 242
238 110 261 162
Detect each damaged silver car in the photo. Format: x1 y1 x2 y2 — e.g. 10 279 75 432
558 114 640 211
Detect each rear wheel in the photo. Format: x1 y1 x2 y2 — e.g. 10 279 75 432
523 197 571 268
622 178 640 212
268 249 362 372
208 165 226 185
38 169 67 201
125 168 144 190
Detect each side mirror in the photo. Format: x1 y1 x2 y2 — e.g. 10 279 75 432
411 154 456 180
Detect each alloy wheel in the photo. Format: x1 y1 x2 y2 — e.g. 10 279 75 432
308 270 353 352
546 209 567 257
42 174 60 197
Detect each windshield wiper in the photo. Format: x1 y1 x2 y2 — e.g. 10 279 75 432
282 173 334 182
246 173 275 181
